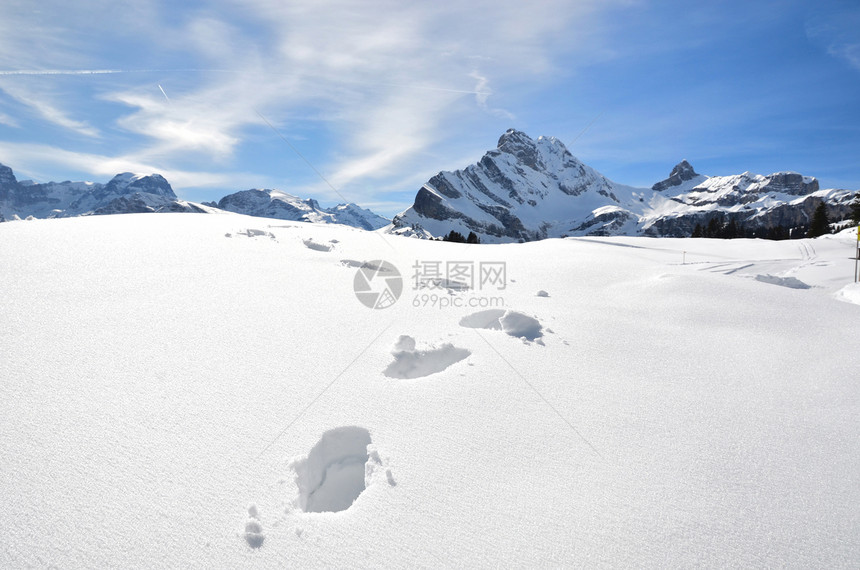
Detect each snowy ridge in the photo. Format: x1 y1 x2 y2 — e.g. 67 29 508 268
390 130 858 242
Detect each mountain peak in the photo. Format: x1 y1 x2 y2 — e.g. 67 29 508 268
497 128 534 150
652 159 701 191
103 173 176 199
0 162 19 188
495 129 570 172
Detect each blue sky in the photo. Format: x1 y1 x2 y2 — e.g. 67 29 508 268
1 0 859 217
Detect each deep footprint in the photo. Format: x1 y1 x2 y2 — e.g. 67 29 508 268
290 427 372 513
384 335 471 379
459 309 543 342
303 239 333 252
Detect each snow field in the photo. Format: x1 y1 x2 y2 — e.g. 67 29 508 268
1 214 859 567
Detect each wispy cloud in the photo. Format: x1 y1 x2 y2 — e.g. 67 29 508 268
0 0 632 201
0 81 100 137
806 4 860 71
470 72 515 120
0 140 262 190
0 111 18 128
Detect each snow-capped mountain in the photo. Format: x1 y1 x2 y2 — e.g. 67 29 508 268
0 163 206 219
390 130 857 242
214 188 390 230
391 129 641 241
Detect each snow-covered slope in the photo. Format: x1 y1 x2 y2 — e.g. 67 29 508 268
390 130 857 242
0 163 209 218
215 189 390 230
2 213 858 567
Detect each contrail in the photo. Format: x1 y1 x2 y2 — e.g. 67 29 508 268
158 84 170 102
0 68 233 77
0 69 492 95
0 69 127 76
570 110 605 145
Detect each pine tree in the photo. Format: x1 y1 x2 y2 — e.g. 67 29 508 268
808 201 830 238
691 223 703 238
443 230 467 243
851 193 860 225
724 219 739 239
706 217 720 238
466 231 480 244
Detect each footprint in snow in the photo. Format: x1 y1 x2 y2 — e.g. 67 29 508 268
384 335 471 379
243 504 265 548
227 228 276 240
288 427 394 513
459 309 544 343
303 238 333 252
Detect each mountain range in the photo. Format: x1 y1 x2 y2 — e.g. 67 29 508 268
2 131 857 238
390 129 857 242
209 189 389 231
0 163 389 230
0 163 209 221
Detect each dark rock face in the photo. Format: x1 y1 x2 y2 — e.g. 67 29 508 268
0 163 19 194
412 187 452 220
497 129 544 171
758 172 818 196
652 160 700 191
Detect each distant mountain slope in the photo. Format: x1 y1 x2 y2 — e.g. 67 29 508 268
214 188 390 230
390 129 857 242
0 163 390 231
0 163 206 219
